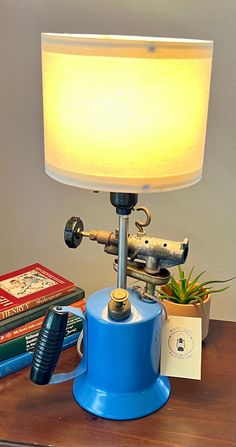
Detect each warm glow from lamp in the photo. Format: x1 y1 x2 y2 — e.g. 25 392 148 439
42 34 213 192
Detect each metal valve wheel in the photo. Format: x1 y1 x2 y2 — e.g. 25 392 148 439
64 217 84 248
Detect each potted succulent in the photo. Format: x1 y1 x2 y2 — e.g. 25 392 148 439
158 265 235 340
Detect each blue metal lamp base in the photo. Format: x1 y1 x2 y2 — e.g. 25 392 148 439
71 287 170 420
73 373 170 420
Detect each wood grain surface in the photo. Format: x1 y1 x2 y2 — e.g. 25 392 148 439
0 320 235 447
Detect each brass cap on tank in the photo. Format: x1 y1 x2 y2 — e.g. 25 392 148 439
108 288 131 321
110 288 129 304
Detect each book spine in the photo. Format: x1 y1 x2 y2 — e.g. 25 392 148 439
0 298 86 344
0 331 80 379
0 315 83 362
0 289 85 335
0 316 44 344
0 285 76 320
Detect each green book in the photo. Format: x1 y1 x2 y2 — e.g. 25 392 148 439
0 314 83 362
0 287 85 335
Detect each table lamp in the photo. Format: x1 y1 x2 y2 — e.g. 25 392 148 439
30 34 213 420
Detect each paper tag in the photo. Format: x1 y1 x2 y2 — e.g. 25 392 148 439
160 315 202 380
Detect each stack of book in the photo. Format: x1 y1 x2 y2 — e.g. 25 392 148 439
0 263 85 378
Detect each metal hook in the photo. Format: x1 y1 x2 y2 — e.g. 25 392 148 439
135 206 152 233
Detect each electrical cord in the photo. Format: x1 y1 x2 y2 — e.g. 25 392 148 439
77 330 84 358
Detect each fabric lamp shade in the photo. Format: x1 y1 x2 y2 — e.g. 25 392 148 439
42 34 213 193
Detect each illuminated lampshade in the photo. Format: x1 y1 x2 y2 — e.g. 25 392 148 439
42 34 213 193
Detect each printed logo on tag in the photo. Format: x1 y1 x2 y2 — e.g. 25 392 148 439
160 315 202 380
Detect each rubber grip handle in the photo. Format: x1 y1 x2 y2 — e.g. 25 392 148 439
30 306 68 385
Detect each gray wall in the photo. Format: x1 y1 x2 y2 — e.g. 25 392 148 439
0 0 235 321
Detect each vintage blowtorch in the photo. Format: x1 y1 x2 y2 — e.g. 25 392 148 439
30 34 213 419
31 192 188 419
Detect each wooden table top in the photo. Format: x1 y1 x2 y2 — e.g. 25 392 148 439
0 319 235 447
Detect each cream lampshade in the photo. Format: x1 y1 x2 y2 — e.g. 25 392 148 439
41 34 213 193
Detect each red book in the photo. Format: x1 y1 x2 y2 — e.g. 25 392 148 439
0 263 76 321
